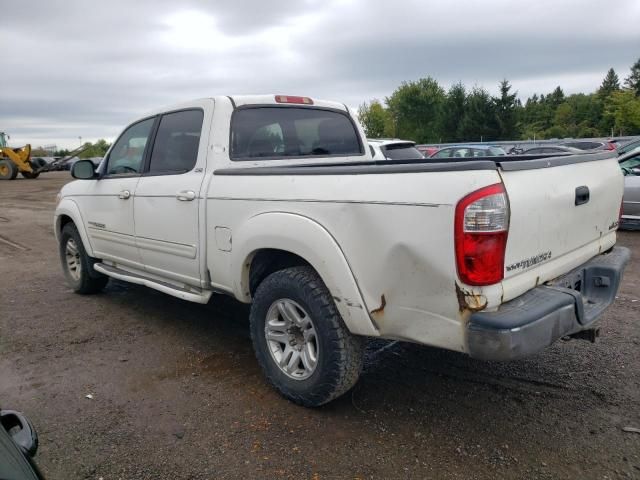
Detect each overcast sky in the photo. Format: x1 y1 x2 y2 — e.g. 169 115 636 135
2 0 639 149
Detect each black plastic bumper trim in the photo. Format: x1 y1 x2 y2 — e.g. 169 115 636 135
467 246 631 361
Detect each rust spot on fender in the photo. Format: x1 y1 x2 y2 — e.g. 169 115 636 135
455 282 488 314
370 294 386 316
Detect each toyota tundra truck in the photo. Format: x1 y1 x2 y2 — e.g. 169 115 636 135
54 95 630 406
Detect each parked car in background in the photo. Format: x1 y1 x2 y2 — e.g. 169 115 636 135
368 139 424 160
62 157 80 171
616 137 640 156
0 408 43 479
559 140 616 151
522 145 583 155
416 145 440 157
430 144 506 158
619 150 640 230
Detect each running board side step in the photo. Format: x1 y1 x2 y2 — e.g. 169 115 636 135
94 263 213 304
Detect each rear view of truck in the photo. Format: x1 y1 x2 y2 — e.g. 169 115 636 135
458 153 630 360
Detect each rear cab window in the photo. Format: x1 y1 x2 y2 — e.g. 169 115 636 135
148 109 203 174
230 107 363 160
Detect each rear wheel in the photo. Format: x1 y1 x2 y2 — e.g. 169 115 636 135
0 159 18 180
59 223 108 294
250 266 364 407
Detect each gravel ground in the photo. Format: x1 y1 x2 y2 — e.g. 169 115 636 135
0 172 639 479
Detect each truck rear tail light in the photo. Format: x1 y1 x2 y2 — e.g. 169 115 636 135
455 183 509 286
275 95 313 105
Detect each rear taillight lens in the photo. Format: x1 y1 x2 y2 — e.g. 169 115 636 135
606 142 616 150
455 183 509 286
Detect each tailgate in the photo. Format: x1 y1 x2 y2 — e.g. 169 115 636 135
499 153 623 300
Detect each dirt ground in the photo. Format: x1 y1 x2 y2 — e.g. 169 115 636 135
0 172 638 479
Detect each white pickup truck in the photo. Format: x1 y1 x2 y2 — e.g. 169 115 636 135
55 95 630 406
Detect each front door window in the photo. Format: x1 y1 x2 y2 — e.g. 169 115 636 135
106 118 154 175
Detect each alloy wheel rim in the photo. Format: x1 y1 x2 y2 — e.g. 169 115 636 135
265 299 318 380
65 238 82 281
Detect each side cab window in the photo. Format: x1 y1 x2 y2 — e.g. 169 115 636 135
105 118 155 176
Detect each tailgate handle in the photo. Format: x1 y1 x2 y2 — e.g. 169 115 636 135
575 186 590 206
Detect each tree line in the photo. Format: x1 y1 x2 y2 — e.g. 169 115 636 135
32 139 112 158
358 58 640 143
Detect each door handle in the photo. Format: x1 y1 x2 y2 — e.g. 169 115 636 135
118 190 131 200
176 190 196 201
575 186 590 206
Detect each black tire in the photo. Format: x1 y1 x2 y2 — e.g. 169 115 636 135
31 158 47 168
250 266 364 407
0 159 18 180
21 158 45 178
21 171 40 179
59 223 108 294
21 167 40 179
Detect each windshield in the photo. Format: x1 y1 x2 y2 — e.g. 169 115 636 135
382 143 424 160
620 154 640 174
231 107 363 160
618 139 640 155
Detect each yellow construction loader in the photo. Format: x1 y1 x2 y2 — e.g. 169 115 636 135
0 132 44 179
0 132 89 180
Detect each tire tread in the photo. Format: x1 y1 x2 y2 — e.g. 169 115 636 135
60 223 108 294
250 266 363 407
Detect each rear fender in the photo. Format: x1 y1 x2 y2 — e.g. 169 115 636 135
232 212 379 337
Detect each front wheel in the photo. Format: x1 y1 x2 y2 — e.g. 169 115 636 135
59 223 108 294
0 159 18 180
250 266 364 407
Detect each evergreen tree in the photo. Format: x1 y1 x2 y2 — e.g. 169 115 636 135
598 68 621 98
625 57 640 96
494 79 519 140
547 86 565 109
458 87 499 141
441 83 466 142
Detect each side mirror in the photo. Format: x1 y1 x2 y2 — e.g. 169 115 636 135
0 410 38 457
71 159 97 179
